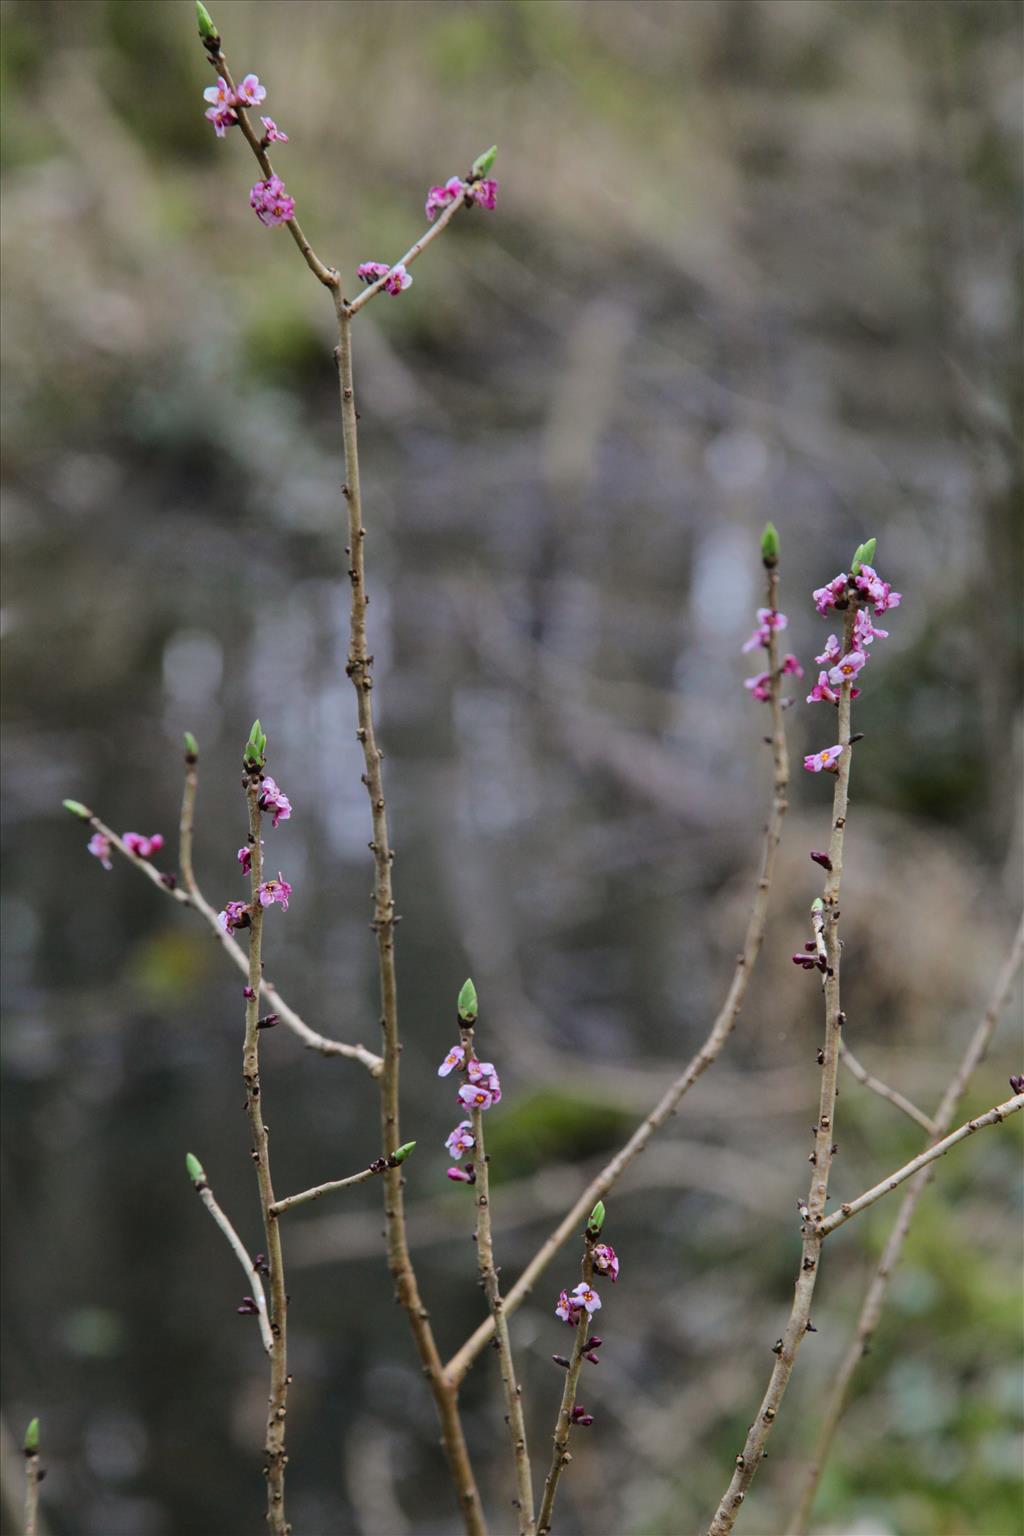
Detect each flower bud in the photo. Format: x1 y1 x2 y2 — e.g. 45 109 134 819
471 145 498 179
62 799 91 820
391 1141 417 1164
24 1418 39 1454
245 719 267 765
457 977 478 1023
186 1152 207 1186
587 1200 606 1234
760 521 780 567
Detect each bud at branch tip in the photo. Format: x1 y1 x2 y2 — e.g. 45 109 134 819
183 731 198 758
760 522 780 566
458 977 478 1023
62 799 91 820
186 1152 207 1185
392 1141 417 1164
588 1199 606 1233
196 2 218 43
24 1418 39 1454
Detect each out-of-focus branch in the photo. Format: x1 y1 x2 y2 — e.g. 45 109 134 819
818 1092 1024 1236
187 1154 273 1355
839 1041 937 1135
786 917 1024 1534
445 551 790 1388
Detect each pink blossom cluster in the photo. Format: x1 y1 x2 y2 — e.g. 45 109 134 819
741 607 788 654
592 1243 620 1282
744 653 804 702
425 176 498 221
218 775 294 928
88 829 165 870
203 73 272 137
742 606 804 704
249 176 295 228
438 1038 502 1180
356 261 413 296
555 1281 602 1325
258 776 292 828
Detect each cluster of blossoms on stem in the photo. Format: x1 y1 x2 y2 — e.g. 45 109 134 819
556 1282 602 1325
439 982 501 1184
250 175 295 228
356 261 413 297
425 175 498 221
741 607 804 704
88 830 164 870
200 71 298 228
217 763 293 931
803 540 902 776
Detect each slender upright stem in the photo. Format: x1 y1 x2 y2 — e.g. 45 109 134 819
24 1447 40 1536
536 1249 595 1535
242 778 290 1535
706 603 856 1536
785 917 1024 1535
839 1042 936 1135
446 558 790 1387
467 1054 534 1534
193 1171 274 1355
333 300 486 1536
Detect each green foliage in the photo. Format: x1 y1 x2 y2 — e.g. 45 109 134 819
483 1091 633 1181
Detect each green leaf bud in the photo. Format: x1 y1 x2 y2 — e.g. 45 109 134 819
183 731 198 759
810 896 825 914
196 2 219 43
185 1152 207 1186
24 1418 39 1454
471 145 498 179
392 1141 417 1164
760 521 780 566
588 1200 606 1233
62 799 91 820
457 977 478 1023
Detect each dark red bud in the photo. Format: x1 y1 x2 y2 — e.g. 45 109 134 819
256 1013 279 1030
243 986 256 1000
160 871 178 889
551 1355 571 1369
809 851 833 871
1009 1074 1024 1094
584 1336 602 1350
584 1351 601 1365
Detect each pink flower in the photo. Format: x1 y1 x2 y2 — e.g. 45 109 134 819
803 745 844 774
425 176 466 221
122 832 164 859
741 608 788 653
235 74 267 107
827 650 867 687
205 105 238 137
260 116 289 143
806 671 839 706
383 262 412 296
458 1080 496 1111
570 1281 601 1315
469 178 498 210
744 671 772 702
446 1164 476 1184
203 77 234 110
782 654 804 679
258 873 292 910
88 832 112 870
356 262 390 285
437 1045 466 1078
812 573 849 615
555 1289 578 1325
466 1059 501 1102
445 1120 475 1159
250 176 295 227
854 564 901 616
218 900 251 933
592 1243 619 1282
237 842 263 877
853 609 888 648
258 777 292 828
815 634 842 667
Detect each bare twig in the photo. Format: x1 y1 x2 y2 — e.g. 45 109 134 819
239 776 290 1535
270 1160 392 1217
839 1041 937 1135
706 602 857 1536
818 1092 1024 1236
189 1159 273 1355
786 918 1024 1535
75 799 383 1075
445 557 790 1388
333 300 486 1536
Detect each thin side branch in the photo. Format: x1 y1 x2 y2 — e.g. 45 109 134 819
333 302 486 1536
270 1162 389 1216
839 1041 936 1135
706 602 857 1536
192 1173 274 1355
785 917 1024 1536
445 560 790 1387
818 1091 1024 1236
346 190 471 314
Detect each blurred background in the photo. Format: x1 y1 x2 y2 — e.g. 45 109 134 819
2 1 1022 1532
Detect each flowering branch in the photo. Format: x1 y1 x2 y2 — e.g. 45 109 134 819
706 539 902 1536
445 528 792 1387
817 1091 1024 1236
269 1144 415 1217
786 916 1024 1534
23 1419 40 1536
186 1153 273 1355
450 987 535 1535
64 788 382 1074
838 1041 937 1135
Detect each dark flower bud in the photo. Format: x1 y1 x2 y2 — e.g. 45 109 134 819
551 1355 571 1369
809 850 833 871
1010 1074 1024 1095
